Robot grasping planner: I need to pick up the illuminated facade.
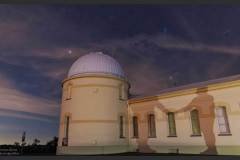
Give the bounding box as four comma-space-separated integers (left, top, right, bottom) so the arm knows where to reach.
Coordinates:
57, 52, 240, 155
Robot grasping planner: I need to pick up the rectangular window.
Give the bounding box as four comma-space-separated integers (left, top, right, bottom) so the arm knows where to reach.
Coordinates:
168, 112, 177, 137
120, 116, 124, 138
119, 84, 127, 100
64, 116, 70, 138
148, 114, 156, 138
66, 85, 72, 100
190, 109, 201, 136
63, 115, 70, 146
132, 116, 139, 138
216, 107, 230, 134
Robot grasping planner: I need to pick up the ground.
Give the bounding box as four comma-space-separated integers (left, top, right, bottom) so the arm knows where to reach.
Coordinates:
0, 153, 239, 160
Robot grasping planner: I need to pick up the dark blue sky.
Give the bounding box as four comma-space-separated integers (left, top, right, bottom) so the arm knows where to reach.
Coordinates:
1, 5, 240, 144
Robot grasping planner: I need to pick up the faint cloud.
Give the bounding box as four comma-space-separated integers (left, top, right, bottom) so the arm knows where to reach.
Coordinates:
0, 108, 57, 123
0, 21, 30, 49
0, 73, 59, 120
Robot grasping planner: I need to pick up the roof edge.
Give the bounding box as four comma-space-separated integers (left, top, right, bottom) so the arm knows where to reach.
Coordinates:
62, 73, 129, 86
129, 74, 240, 104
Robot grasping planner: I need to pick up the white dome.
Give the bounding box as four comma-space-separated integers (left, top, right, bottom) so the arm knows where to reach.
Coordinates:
68, 52, 125, 78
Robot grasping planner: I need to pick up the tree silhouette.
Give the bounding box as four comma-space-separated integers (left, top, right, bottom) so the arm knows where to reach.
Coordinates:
46, 136, 58, 147
32, 139, 40, 146
45, 137, 58, 153
14, 142, 20, 146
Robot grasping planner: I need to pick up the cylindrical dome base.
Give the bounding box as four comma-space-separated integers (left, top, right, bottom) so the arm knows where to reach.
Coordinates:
57, 74, 130, 155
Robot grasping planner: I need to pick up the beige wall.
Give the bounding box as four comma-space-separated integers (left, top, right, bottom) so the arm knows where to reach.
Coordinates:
57, 75, 240, 155
57, 75, 130, 154
128, 82, 240, 155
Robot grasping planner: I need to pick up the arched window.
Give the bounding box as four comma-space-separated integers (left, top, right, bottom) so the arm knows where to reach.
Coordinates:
190, 109, 201, 136
132, 116, 139, 138
148, 114, 156, 138
216, 106, 231, 134
62, 115, 70, 146
167, 112, 177, 137
119, 115, 125, 138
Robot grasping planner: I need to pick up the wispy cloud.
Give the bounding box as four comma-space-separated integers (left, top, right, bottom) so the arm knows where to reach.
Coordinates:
0, 108, 57, 123
0, 30, 239, 98
0, 73, 59, 121
91, 32, 240, 56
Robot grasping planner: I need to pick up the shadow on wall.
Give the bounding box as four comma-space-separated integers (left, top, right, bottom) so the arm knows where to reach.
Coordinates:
132, 86, 217, 155
175, 87, 217, 155
133, 106, 156, 153
132, 99, 169, 153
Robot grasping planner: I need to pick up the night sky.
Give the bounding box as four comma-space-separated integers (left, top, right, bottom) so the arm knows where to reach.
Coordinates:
1, 5, 240, 145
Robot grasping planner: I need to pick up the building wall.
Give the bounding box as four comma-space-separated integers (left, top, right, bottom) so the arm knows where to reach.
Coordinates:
57, 74, 240, 155
128, 83, 240, 155
57, 75, 130, 155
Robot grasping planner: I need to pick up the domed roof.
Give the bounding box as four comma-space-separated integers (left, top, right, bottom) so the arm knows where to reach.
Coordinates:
68, 52, 125, 78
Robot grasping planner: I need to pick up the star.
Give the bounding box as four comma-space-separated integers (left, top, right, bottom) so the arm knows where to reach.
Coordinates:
68, 50, 72, 55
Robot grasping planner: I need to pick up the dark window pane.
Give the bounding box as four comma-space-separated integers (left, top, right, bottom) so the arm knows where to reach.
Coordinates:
190, 109, 201, 135
168, 112, 176, 136
120, 116, 124, 138
148, 114, 156, 138
133, 116, 139, 138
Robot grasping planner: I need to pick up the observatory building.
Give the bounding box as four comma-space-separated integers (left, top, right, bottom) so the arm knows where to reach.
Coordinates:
57, 52, 240, 155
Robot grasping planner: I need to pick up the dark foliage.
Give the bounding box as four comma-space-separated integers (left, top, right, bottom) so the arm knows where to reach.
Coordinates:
0, 137, 58, 155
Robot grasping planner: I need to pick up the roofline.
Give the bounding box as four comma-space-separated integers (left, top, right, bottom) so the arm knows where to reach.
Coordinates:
129, 74, 240, 104
61, 73, 130, 87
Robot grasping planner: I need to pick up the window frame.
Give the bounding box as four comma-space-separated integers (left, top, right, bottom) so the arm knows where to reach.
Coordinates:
119, 115, 125, 138
167, 112, 177, 137
148, 114, 156, 138
216, 106, 231, 136
119, 84, 127, 100
65, 84, 72, 100
63, 115, 70, 146
190, 109, 201, 137
132, 116, 139, 138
